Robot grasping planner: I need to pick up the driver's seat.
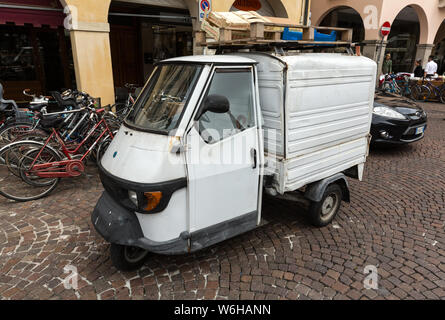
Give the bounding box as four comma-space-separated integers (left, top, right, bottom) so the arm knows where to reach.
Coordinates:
0, 83, 19, 112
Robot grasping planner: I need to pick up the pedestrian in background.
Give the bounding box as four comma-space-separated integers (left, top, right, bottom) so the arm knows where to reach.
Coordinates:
424, 55, 438, 78
382, 53, 393, 75
414, 60, 424, 78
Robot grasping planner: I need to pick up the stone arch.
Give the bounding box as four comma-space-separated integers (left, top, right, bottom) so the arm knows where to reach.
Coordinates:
264, 0, 289, 18
385, 4, 428, 44
384, 5, 427, 73
317, 6, 365, 43
433, 20, 445, 44
224, 0, 289, 18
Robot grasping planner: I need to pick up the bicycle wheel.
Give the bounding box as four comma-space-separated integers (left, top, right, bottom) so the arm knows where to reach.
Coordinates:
403, 85, 413, 98
0, 122, 35, 149
0, 141, 61, 202
96, 135, 113, 166
439, 88, 445, 104
411, 85, 431, 101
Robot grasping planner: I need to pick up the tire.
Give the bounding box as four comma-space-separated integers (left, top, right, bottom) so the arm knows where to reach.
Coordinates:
96, 136, 113, 166
308, 184, 343, 227
439, 88, 445, 104
0, 141, 61, 202
110, 244, 148, 271
411, 85, 431, 101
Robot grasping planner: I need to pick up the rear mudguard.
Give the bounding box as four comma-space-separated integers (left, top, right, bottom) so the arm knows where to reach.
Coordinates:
304, 173, 350, 203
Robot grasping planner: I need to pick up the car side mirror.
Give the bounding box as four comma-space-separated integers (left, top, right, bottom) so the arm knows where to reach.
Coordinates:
195, 94, 230, 120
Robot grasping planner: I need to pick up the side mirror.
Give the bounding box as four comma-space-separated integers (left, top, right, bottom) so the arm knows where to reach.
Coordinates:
195, 94, 230, 120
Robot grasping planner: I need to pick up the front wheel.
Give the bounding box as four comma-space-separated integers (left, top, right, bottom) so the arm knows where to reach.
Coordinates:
110, 244, 148, 271
439, 88, 445, 104
308, 184, 343, 227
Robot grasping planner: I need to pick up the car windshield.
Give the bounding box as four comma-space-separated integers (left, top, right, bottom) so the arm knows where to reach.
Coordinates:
125, 64, 203, 133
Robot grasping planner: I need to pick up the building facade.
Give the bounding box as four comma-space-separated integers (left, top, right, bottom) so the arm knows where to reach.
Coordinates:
0, 0, 311, 104
311, 0, 445, 75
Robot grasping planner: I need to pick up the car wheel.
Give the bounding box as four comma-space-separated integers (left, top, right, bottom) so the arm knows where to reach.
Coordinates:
110, 244, 148, 271
308, 184, 343, 227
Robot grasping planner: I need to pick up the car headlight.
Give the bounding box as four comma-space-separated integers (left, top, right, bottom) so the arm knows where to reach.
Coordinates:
128, 190, 163, 212
373, 106, 406, 120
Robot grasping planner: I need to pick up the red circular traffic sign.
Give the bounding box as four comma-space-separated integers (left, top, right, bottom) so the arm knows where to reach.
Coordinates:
381, 21, 391, 37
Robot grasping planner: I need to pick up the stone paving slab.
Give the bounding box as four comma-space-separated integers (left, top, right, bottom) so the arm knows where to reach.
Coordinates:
0, 102, 445, 300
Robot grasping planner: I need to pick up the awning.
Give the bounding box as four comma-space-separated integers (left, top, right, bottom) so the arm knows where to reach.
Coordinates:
121, 0, 187, 10
0, 4, 64, 28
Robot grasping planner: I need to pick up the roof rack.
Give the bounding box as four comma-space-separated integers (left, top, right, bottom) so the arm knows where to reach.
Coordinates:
196, 21, 354, 51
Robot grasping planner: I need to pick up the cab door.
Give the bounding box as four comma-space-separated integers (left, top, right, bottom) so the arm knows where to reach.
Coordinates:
185, 66, 262, 250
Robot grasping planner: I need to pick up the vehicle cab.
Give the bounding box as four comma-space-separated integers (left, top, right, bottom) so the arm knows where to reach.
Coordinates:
92, 55, 264, 270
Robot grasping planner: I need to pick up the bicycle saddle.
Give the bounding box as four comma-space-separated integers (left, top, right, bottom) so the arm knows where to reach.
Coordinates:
40, 114, 65, 131
51, 91, 79, 109
0, 83, 19, 112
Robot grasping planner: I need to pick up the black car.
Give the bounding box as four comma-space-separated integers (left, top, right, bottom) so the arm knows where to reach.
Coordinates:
371, 90, 428, 144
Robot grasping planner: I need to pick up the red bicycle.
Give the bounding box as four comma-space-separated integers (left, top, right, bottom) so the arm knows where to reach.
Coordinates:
0, 107, 115, 202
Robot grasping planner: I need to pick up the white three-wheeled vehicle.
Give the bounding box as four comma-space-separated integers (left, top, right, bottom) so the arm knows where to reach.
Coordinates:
92, 52, 376, 270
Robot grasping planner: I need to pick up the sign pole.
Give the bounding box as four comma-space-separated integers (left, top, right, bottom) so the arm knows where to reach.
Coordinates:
377, 22, 391, 76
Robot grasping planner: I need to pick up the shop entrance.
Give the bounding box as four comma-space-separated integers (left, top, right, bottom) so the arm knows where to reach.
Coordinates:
109, 2, 193, 97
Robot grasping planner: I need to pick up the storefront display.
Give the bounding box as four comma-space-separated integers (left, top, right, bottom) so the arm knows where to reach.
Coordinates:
0, 0, 74, 102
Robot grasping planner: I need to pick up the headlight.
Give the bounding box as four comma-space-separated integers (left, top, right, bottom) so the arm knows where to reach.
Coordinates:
373, 106, 406, 120
128, 190, 163, 212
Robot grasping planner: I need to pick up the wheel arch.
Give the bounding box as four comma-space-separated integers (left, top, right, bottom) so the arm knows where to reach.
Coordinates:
304, 173, 350, 203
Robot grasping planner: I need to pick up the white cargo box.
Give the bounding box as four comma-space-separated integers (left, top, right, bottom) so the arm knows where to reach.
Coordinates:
232, 52, 377, 194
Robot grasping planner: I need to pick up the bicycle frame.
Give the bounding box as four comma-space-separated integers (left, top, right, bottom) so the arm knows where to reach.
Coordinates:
26, 116, 114, 178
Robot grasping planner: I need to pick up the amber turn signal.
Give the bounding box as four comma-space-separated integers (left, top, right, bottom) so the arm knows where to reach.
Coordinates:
143, 192, 162, 211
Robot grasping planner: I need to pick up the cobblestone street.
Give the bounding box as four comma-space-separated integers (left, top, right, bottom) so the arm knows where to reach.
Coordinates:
0, 101, 444, 300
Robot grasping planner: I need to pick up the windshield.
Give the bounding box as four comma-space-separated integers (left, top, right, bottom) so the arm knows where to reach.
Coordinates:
125, 64, 203, 133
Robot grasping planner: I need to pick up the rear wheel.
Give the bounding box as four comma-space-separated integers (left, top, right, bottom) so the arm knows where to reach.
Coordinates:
308, 184, 343, 227
439, 88, 445, 104
110, 244, 148, 271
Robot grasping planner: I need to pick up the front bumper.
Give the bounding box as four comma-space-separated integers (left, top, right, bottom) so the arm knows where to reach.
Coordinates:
371, 115, 427, 144
92, 191, 189, 255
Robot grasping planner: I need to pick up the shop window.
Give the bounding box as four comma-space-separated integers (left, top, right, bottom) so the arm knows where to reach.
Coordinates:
0, 26, 37, 81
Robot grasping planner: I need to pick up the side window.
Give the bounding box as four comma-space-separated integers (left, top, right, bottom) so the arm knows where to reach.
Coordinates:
198, 68, 256, 144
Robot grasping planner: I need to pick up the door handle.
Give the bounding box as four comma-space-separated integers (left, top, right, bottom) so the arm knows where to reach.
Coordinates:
251, 148, 257, 169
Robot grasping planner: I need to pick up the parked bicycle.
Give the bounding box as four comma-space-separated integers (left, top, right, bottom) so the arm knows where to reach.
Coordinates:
411, 77, 445, 103
0, 89, 92, 149
112, 83, 140, 121
379, 73, 412, 97
0, 104, 115, 202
